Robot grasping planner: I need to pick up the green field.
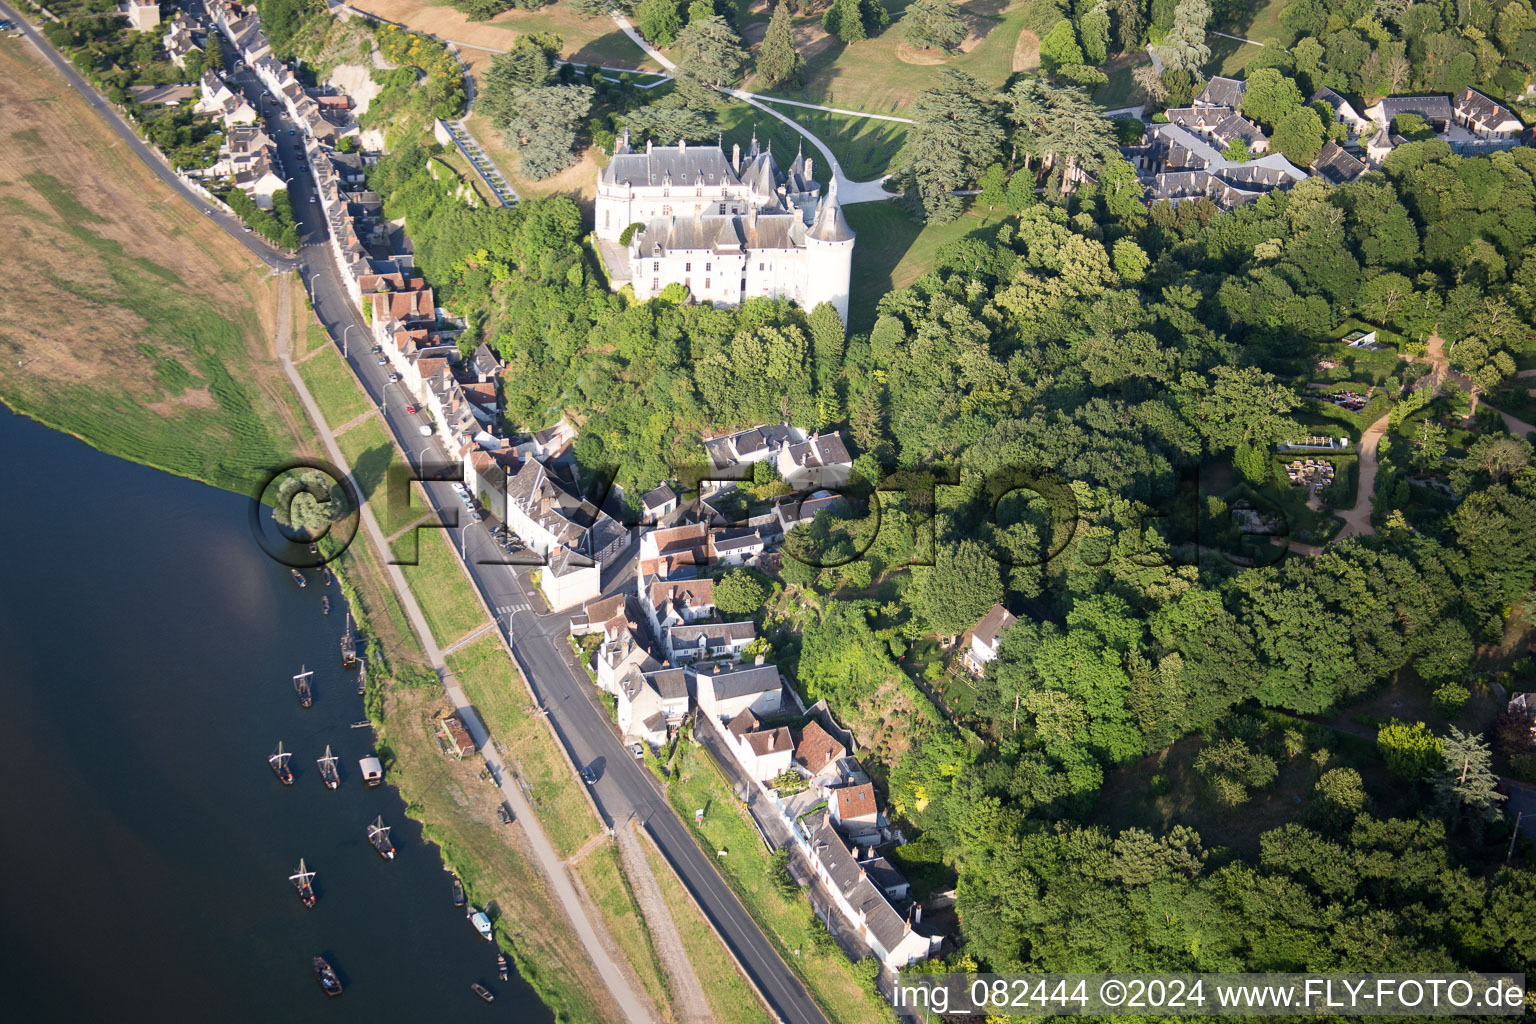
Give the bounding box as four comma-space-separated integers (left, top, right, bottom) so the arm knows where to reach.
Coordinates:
388, 527, 489, 647
842, 199, 1009, 330
298, 346, 373, 427
333, 414, 433, 535
572, 844, 671, 1013
446, 635, 603, 859
666, 741, 894, 1024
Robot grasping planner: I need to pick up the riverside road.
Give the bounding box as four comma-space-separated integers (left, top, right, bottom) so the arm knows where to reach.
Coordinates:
2, 4, 831, 1019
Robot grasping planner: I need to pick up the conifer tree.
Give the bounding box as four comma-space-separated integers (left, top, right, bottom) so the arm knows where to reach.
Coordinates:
755, 3, 805, 87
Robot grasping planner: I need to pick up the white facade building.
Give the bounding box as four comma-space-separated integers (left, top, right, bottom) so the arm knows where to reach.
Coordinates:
594, 134, 855, 324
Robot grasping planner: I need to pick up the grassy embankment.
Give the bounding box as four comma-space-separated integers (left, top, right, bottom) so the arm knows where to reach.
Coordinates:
0, 35, 625, 1024
666, 740, 897, 1024
297, 345, 374, 425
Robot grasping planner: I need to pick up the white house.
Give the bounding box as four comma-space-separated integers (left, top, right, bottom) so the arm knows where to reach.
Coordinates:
796, 812, 940, 970
503, 458, 627, 611
708, 527, 768, 566
1454, 87, 1523, 140
725, 708, 793, 782
162, 16, 200, 68
1311, 87, 1372, 136
774, 430, 854, 491
196, 71, 258, 125
693, 661, 783, 721
961, 603, 1016, 677
666, 620, 755, 665
639, 575, 715, 638
617, 664, 689, 748
829, 781, 883, 847
125, 0, 161, 32
640, 483, 679, 524
594, 134, 855, 323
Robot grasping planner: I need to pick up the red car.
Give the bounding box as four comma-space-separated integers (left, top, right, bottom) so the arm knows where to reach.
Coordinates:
405, 404, 420, 414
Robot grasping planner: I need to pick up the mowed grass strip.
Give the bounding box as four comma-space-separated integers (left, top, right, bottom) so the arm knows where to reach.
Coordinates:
842, 200, 1009, 330
298, 345, 373, 426
382, 685, 620, 1024
666, 741, 894, 1024
388, 527, 489, 648
334, 414, 431, 534
640, 833, 776, 1024
572, 844, 671, 1016
446, 636, 602, 859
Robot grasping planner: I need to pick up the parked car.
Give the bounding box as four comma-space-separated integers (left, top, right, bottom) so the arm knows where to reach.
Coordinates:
469, 510, 483, 523
580, 766, 597, 786
630, 743, 644, 760
386, 373, 400, 383
404, 404, 419, 414
376, 355, 387, 365
242, 224, 252, 232
308, 195, 316, 204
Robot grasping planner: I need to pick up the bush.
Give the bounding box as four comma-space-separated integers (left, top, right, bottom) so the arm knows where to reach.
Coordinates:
1377, 719, 1445, 781
1432, 682, 1471, 714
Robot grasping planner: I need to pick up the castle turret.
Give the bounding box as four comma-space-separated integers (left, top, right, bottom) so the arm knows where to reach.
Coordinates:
803, 181, 855, 325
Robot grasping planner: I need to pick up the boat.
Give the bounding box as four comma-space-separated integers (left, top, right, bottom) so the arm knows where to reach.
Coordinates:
317, 745, 340, 790
291, 569, 306, 588
321, 595, 330, 615
294, 665, 314, 709
367, 816, 394, 860
323, 567, 333, 587
471, 983, 494, 1003
450, 876, 465, 907
497, 954, 508, 981
356, 662, 366, 697
270, 743, 294, 785
359, 755, 383, 787
339, 613, 357, 668
470, 908, 493, 942
290, 858, 316, 908
497, 803, 512, 826
313, 956, 342, 997
308, 542, 319, 557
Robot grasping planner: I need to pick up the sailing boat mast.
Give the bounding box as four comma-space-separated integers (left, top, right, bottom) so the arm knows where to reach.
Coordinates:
317, 745, 340, 790
340, 613, 357, 668
293, 664, 314, 709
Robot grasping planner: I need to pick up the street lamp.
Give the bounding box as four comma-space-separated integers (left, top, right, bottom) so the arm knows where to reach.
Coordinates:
342, 323, 357, 359
417, 445, 433, 473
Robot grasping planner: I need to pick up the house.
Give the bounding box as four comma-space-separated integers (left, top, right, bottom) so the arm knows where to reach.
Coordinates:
129, 84, 197, 106
641, 483, 679, 524
125, 0, 161, 32
617, 664, 689, 748
666, 620, 755, 665
640, 575, 715, 637
438, 714, 476, 758
775, 490, 847, 534
1362, 126, 1397, 166
726, 709, 793, 782
1454, 87, 1523, 140
639, 521, 710, 578
1311, 87, 1371, 135
1365, 94, 1455, 133
1138, 124, 1308, 209
594, 134, 855, 324
961, 603, 1016, 676
195, 71, 258, 125
1209, 113, 1269, 155
775, 430, 853, 490
161, 16, 200, 68
797, 812, 940, 970
794, 720, 847, 780
693, 661, 783, 721
504, 458, 627, 610
701, 423, 801, 492
1194, 76, 1246, 109
1311, 140, 1367, 185
1165, 105, 1232, 135
860, 855, 910, 902
830, 782, 882, 846
709, 527, 768, 566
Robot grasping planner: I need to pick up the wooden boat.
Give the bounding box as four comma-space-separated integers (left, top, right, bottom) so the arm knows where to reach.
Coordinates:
270, 743, 294, 785
294, 665, 314, 709
290, 859, 316, 908
367, 816, 394, 860
471, 983, 494, 1003
291, 569, 306, 588
497, 954, 508, 981
321, 595, 330, 615
450, 876, 465, 907
356, 662, 366, 697
339, 613, 357, 668
469, 908, 493, 942
317, 745, 340, 790
323, 567, 333, 587
497, 803, 512, 826
313, 956, 342, 997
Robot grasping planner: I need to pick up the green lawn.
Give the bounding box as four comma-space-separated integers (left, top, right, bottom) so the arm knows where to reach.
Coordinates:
642, 836, 776, 1024
446, 635, 602, 859
716, 102, 909, 184
666, 741, 895, 1024
751, 0, 1034, 114
1207, 0, 1288, 77
841, 200, 1009, 330
333, 415, 433, 535
298, 346, 373, 427
389, 527, 490, 647
572, 844, 671, 1014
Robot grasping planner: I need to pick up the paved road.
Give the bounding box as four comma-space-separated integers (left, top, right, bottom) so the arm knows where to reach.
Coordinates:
1, 0, 295, 271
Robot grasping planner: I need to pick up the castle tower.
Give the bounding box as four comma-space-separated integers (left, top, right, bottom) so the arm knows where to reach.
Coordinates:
803, 181, 855, 324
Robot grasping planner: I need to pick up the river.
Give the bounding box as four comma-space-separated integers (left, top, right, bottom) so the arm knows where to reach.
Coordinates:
0, 406, 551, 1021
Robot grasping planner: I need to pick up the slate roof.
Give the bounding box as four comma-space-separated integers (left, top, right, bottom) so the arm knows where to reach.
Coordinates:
670, 621, 756, 646
642, 483, 677, 511
861, 856, 909, 897
649, 667, 689, 701
1311, 140, 1367, 184
601, 140, 740, 189
973, 603, 1017, 649
1377, 95, 1455, 129
701, 663, 781, 701
804, 813, 914, 955
781, 432, 852, 471
1196, 76, 1247, 108
1455, 87, 1518, 127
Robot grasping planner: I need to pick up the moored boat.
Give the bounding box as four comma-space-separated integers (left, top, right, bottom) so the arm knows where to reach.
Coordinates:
294, 665, 314, 709
313, 956, 342, 997
497, 954, 508, 981
367, 816, 394, 860
270, 743, 294, 785
291, 569, 306, 588
317, 745, 340, 790
359, 755, 383, 787
470, 908, 493, 942
471, 983, 494, 1003
451, 876, 465, 907
356, 662, 366, 696
321, 595, 330, 615
290, 859, 316, 908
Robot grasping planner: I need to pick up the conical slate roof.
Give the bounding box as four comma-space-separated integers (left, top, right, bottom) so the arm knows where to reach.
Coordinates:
808, 184, 854, 243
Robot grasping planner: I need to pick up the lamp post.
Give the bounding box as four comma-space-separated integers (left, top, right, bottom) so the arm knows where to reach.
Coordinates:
417, 444, 433, 474
342, 323, 357, 359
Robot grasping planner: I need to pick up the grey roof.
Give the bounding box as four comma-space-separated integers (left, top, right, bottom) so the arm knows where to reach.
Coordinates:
1455, 87, 1516, 126
1196, 76, 1247, 109
1310, 87, 1356, 116
861, 856, 909, 896
807, 187, 854, 243
1377, 95, 1454, 127
648, 667, 689, 701
803, 814, 914, 954
642, 483, 677, 511
1210, 113, 1266, 148
601, 140, 740, 189
1311, 140, 1367, 184
783, 432, 852, 470
711, 528, 764, 552
973, 603, 1017, 648
671, 621, 756, 645
700, 663, 781, 701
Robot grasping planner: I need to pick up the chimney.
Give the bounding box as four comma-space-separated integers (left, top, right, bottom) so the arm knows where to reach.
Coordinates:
804, 157, 814, 181
731, 142, 740, 173
904, 910, 912, 934
754, 653, 765, 666
678, 138, 686, 152
646, 138, 653, 153
914, 904, 923, 924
